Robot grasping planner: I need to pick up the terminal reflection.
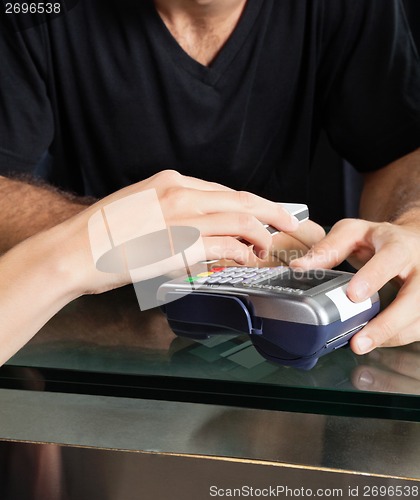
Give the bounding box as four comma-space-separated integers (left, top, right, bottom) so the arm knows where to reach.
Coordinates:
4, 285, 420, 398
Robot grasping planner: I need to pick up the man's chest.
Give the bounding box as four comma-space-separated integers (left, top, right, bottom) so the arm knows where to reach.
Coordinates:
44, 1, 318, 195
154, 0, 248, 66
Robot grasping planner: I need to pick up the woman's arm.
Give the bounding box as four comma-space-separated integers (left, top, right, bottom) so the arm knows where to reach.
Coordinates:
0, 228, 82, 365
0, 169, 310, 365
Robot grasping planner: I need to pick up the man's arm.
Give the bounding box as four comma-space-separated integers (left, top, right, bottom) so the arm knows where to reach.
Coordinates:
291, 148, 420, 354
360, 148, 420, 223
0, 176, 94, 253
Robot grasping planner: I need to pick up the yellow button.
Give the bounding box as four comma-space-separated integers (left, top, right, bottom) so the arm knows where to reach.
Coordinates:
197, 272, 213, 277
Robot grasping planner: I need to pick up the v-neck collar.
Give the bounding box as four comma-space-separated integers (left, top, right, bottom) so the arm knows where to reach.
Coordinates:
147, 0, 263, 86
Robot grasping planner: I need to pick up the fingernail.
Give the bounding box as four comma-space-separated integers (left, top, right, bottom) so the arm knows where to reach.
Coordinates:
353, 281, 370, 302
356, 336, 373, 354
290, 215, 299, 229
289, 259, 305, 269
283, 214, 299, 232
358, 370, 374, 387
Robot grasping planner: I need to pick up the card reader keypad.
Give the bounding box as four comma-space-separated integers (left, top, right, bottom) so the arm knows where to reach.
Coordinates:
186, 267, 304, 294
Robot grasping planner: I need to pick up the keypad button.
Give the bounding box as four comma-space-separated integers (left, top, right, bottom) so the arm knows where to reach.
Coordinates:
246, 274, 273, 285
266, 268, 282, 274
218, 277, 233, 283
243, 277, 260, 284
207, 277, 221, 284
195, 277, 209, 284
185, 276, 200, 283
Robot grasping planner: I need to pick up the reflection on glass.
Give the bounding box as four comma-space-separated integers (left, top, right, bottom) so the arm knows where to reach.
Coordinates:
4, 286, 420, 401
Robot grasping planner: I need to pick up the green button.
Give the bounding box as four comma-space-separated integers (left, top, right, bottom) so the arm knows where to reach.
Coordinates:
185, 276, 199, 283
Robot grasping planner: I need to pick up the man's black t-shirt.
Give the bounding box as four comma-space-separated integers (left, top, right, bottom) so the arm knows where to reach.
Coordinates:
1, 0, 420, 206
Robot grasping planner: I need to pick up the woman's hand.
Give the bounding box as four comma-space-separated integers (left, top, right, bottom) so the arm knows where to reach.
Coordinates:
0, 170, 307, 364
264, 220, 326, 265
56, 170, 305, 295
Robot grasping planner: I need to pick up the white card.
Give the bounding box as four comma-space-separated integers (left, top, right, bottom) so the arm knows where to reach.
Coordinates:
326, 285, 372, 322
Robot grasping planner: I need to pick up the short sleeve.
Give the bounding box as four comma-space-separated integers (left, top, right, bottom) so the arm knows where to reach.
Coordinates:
0, 12, 53, 175
319, 0, 420, 171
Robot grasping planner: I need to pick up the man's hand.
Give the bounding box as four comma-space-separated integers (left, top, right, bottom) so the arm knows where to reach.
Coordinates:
352, 344, 420, 395
290, 217, 420, 354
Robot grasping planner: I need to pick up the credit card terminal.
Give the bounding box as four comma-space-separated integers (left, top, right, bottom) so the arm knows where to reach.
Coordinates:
158, 266, 380, 369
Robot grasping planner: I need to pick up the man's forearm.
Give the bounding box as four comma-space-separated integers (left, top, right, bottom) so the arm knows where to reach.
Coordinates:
360, 148, 420, 223
0, 176, 94, 253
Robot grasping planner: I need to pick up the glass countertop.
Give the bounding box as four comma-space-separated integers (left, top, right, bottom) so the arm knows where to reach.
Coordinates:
2, 285, 420, 421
